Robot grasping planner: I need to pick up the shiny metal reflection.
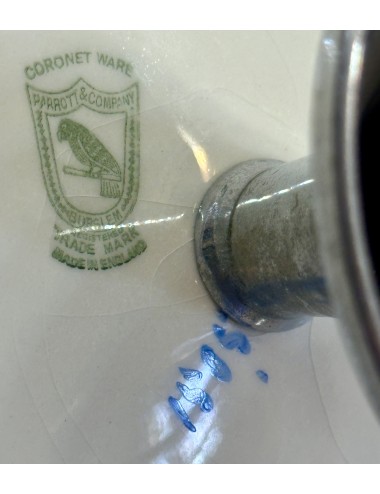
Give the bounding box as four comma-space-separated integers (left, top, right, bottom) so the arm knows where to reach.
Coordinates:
195, 31, 380, 418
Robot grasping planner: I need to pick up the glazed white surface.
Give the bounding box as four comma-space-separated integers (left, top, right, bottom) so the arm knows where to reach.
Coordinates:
0, 31, 376, 463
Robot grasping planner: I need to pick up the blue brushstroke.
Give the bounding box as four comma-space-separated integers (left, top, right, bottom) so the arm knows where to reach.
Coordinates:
256, 370, 269, 383
200, 345, 232, 382
213, 324, 251, 354
176, 382, 214, 412
168, 396, 196, 432
217, 309, 228, 323
178, 367, 203, 382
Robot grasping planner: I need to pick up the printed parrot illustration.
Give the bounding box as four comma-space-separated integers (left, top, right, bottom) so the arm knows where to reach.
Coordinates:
57, 118, 122, 198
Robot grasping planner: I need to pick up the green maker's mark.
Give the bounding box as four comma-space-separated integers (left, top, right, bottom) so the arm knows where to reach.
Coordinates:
57, 118, 122, 199
27, 78, 147, 270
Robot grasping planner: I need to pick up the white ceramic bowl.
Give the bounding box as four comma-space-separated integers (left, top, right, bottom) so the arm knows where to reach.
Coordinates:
0, 31, 378, 463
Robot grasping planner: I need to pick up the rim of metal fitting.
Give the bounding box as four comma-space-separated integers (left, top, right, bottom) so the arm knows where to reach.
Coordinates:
194, 159, 311, 332
313, 31, 380, 416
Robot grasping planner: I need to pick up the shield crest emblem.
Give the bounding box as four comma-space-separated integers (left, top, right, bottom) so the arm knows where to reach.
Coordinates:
27, 79, 147, 270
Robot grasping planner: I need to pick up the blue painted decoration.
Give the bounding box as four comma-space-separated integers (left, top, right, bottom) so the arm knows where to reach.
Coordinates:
213, 324, 251, 355
200, 344, 232, 382
217, 309, 228, 323
178, 367, 203, 382
256, 370, 269, 383
168, 314, 269, 433
168, 396, 196, 432
176, 382, 214, 412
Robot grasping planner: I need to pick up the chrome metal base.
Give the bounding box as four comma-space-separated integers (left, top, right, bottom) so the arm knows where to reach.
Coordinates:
195, 31, 380, 421
195, 158, 331, 331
